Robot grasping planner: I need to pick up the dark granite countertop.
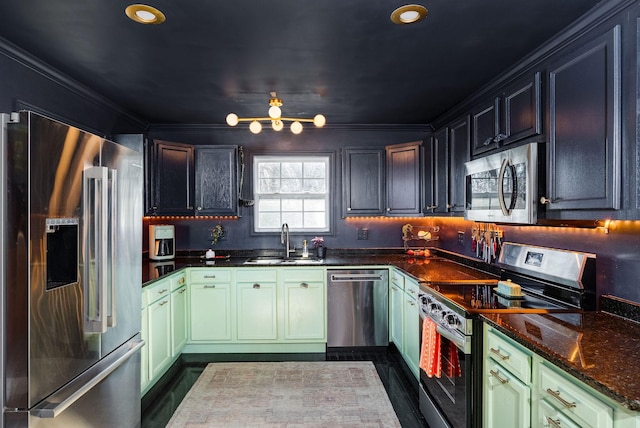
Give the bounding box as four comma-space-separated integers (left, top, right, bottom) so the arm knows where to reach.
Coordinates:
142, 249, 499, 286
482, 312, 640, 411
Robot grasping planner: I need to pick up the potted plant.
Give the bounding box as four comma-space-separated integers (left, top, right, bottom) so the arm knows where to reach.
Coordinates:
312, 236, 326, 259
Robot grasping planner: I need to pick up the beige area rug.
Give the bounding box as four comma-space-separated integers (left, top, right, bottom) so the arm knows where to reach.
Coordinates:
167, 361, 402, 427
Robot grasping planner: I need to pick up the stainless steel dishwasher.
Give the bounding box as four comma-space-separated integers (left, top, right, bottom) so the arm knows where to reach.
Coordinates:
327, 269, 389, 347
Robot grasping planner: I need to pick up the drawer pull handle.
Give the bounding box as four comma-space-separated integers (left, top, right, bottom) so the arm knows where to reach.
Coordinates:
489, 369, 508, 384
178, 277, 185, 284
179, 289, 187, 294
204, 275, 216, 279
158, 288, 168, 294
204, 285, 216, 289
300, 282, 309, 288
545, 416, 561, 428
253, 283, 261, 289
546, 389, 576, 408
490, 347, 509, 360
159, 300, 168, 306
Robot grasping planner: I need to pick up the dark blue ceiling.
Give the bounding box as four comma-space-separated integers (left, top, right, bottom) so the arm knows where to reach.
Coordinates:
0, 0, 603, 126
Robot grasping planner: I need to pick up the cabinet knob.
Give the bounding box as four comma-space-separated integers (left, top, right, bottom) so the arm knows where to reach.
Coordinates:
347, 207, 352, 211
187, 206, 194, 210
300, 282, 309, 288
197, 206, 202, 211
387, 208, 391, 212
253, 283, 261, 289
540, 196, 551, 205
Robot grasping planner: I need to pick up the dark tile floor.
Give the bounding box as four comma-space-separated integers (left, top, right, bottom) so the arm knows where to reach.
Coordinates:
141, 347, 428, 428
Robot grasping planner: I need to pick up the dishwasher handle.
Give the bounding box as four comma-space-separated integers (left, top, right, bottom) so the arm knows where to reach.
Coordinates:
330, 274, 385, 282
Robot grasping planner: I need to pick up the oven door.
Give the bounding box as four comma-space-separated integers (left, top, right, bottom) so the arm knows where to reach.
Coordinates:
464, 142, 539, 224
419, 311, 472, 428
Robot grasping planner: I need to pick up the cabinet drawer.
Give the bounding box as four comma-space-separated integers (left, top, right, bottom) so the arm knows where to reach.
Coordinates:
486, 329, 531, 384
170, 271, 187, 291
190, 269, 232, 283
146, 280, 171, 304
282, 268, 324, 282
405, 280, 419, 300
236, 269, 277, 283
391, 269, 404, 290
538, 363, 613, 428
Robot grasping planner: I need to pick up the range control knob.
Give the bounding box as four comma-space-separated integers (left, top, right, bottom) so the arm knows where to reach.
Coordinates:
429, 302, 442, 314
444, 313, 460, 329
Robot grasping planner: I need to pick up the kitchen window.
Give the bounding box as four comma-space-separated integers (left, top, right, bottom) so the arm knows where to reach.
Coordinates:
253, 155, 330, 233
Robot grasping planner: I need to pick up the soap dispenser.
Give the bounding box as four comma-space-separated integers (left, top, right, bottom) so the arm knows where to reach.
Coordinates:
302, 240, 309, 258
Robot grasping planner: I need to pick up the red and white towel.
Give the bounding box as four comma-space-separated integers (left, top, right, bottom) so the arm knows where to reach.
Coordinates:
419, 317, 441, 378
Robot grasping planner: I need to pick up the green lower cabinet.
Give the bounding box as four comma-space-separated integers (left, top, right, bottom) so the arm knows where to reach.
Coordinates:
170, 285, 188, 355
390, 283, 404, 351
283, 280, 326, 340
236, 281, 278, 340
148, 289, 171, 380
189, 281, 233, 341
483, 359, 531, 427
402, 283, 420, 378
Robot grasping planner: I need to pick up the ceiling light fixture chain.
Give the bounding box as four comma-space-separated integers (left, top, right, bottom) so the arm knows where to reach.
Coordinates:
226, 92, 326, 134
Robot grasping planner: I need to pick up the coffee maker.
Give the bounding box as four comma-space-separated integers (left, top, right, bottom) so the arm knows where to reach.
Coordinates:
149, 224, 175, 260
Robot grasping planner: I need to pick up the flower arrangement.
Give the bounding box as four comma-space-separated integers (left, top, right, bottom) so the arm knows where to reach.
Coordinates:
211, 224, 225, 245
311, 236, 324, 248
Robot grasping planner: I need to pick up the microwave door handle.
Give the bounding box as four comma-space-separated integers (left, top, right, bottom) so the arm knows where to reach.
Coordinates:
497, 158, 510, 216
83, 166, 109, 334
107, 169, 117, 328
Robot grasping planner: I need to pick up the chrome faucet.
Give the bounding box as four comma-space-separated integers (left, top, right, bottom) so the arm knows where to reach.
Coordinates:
281, 223, 295, 258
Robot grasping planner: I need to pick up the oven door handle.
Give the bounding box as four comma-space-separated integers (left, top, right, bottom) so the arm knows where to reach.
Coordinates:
436, 325, 471, 355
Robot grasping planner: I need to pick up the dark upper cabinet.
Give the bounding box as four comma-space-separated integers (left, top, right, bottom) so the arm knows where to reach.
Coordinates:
342, 148, 385, 216
152, 140, 194, 215
426, 118, 468, 215
544, 24, 622, 212
386, 142, 422, 216
471, 72, 542, 156
194, 146, 238, 216
471, 97, 500, 155
430, 128, 449, 214
448, 116, 469, 213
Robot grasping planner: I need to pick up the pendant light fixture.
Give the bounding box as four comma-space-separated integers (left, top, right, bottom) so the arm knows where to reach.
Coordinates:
226, 93, 326, 134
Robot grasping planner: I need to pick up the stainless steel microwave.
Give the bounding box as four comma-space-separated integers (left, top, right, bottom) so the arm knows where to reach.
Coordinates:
464, 143, 542, 224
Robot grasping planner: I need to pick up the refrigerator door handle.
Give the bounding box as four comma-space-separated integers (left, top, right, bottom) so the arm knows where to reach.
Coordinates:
30, 339, 144, 418
107, 168, 117, 327
83, 166, 109, 333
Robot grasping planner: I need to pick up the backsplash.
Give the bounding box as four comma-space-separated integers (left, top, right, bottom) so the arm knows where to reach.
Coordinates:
144, 216, 640, 306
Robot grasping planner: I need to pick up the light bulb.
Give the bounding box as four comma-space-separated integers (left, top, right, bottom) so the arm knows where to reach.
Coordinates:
272, 120, 284, 131
226, 113, 239, 126
268, 106, 281, 119
291, 121, 303, 134
249, 120, 262, 134
313, 114, 326, 127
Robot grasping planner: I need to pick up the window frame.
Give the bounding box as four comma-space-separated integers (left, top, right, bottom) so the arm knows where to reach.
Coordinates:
251, 152, 335, 234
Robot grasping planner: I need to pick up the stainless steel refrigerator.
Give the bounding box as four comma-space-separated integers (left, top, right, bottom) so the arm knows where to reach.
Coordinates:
1, 111, 144, 427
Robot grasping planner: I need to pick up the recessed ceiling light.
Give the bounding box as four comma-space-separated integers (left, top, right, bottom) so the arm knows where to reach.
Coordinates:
125, 4, 166, 25
390, 4, 428, 25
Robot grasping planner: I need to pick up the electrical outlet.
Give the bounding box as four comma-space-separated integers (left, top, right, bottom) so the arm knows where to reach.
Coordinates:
457, 231, 464, 246
357, 227, 369, 240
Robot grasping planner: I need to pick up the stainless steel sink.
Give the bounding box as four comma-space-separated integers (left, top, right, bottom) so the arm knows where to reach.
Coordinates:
244, 256, 323, 265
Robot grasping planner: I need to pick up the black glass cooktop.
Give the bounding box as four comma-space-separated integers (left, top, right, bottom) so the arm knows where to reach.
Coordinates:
424, 282, 574, 314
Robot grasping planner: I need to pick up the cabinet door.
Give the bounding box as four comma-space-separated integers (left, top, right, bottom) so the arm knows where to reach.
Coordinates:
170, 285, 188, 356
342, 148, 385, 216
236, 282, 278, 340
402, 293, 420, 379
194, 146, 238, 216
483, 359, 531, 428
449, 117, 469, 213
546, 25, 622, 211
471, 97, 500, 156
148, 295, 171, 379
503, 72, 542, 146
432, 128, 449, 214
390, 284, 404, 351
422, 139, 436, 214
152, 140, 194, 215
283, 281, 326, 340
386, 142, 421, 215
189, 283, 232, 341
